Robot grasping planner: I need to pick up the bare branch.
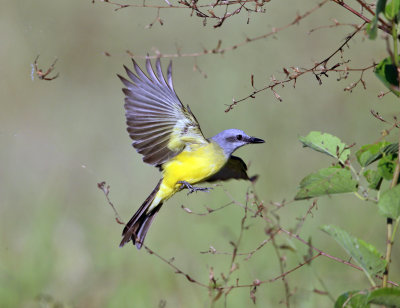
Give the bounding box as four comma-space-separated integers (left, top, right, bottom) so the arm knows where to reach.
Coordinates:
225, 22, 367, 112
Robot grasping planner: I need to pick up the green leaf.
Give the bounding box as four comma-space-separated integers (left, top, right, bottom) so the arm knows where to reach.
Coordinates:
295, 166, 357, 200
368, 0, 387, 40
375, 56, 400, 97
378, 184, 400, 219
321, 225, 386, 279
378, 154, 396, 180
366, 18, 378, 40
383, 143, 400, 156
299, 131, 350, 162
357, 142, 398, 168
368, 288, 400, 307
363, 170, 383, 190
385, 0, 400, 20
378, 0, 389, 14
335, 290, 370, 308
356, 142, 391, 167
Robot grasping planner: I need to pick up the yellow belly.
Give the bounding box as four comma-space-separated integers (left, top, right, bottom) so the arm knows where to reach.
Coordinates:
151, 141, 228, 206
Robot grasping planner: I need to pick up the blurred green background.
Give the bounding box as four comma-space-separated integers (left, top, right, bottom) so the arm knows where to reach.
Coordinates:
1, 0, 400, 307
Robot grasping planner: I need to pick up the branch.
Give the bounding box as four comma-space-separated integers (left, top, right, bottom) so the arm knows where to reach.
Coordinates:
124, 0, 329, 59
332, 0, 390, 33
225, 22, 367, 112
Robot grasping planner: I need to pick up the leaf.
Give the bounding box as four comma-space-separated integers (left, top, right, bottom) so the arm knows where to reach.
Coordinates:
368, 288, 400, 307
356, 142, 391, 167
299, 131, 350, 162
295, 166, 358, 200
378, 154, 397, 180
384, 143, 400, 156
357, 142, 398, 168
363, 170, 383, 190
378, 184, 400, 219
335, 290, 370, 308
321, 225, 386, 278
367, 0, 387, 40
375, 56, 400, 97
378, 0, 389, 14
385, 0, 400, 20
366, 18, 378, 40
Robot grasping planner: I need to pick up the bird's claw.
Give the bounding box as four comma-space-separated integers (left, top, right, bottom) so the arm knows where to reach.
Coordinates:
178, 181, 213, 194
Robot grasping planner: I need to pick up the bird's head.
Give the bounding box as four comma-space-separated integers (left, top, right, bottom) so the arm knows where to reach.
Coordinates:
211, 129, 265, 157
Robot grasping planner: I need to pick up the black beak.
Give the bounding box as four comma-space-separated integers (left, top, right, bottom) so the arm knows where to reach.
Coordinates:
249, 137, 265, 144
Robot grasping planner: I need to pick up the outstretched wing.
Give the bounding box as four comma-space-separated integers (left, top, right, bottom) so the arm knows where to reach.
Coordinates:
118, 59, 207, 166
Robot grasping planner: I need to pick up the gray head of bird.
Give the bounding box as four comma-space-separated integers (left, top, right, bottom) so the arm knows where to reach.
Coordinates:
211, 128, 265, 157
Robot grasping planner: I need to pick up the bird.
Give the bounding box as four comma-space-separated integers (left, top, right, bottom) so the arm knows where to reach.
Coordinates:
117, 58, 265, 249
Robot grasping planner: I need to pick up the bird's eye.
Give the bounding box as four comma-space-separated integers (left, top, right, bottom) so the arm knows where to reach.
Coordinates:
236, 134, 243, 141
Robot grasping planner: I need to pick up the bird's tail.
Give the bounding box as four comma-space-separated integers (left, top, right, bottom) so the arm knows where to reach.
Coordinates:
119, 179, 163, 249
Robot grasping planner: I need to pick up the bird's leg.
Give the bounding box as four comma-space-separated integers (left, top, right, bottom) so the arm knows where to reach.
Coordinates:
178, 181, 213, 194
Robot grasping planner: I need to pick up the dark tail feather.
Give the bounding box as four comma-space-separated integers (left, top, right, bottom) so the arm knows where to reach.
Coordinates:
119, 179, 162, 249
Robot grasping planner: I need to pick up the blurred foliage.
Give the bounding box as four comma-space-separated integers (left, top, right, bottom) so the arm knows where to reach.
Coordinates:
1, 0, 400, 307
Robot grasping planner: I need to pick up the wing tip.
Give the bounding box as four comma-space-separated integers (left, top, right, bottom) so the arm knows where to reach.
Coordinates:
123, 64, 131, 74
155, 57, 169, 87
249, 175, 259, 183
132, 59, 147, 79
131, 58, 138, 68
167, 61, 174, 89
123, 64, 139, 83
118, 74, 135, 89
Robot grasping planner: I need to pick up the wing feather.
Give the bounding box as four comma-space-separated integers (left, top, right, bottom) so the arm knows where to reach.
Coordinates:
124, 63, 176, 105
167, 62, 174, 90
119, 58, 206, 166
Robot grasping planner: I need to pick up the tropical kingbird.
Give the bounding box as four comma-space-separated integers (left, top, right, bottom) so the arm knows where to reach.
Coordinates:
118, 59, 265, 249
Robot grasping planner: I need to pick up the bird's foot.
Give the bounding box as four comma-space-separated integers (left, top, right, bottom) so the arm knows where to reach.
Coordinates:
178, 181, 213, 194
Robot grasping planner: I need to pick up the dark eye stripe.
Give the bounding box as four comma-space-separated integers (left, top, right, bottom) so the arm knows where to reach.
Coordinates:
226, 136, 237, 142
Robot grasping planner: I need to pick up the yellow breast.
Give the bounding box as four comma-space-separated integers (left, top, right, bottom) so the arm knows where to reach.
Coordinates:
161, 141, 228, 191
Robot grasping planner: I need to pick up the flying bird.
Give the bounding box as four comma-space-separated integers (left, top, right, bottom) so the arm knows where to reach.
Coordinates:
118, 59, 265, 249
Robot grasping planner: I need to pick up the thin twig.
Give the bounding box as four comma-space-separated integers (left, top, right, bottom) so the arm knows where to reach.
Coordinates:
225, 22, 367, 112
332, 0, 390, 33
271, 236, 291, 307
125, 0, 329, 60
355, 0, 390, 30
144, 245, 210, 287
97, 181, 125, 225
